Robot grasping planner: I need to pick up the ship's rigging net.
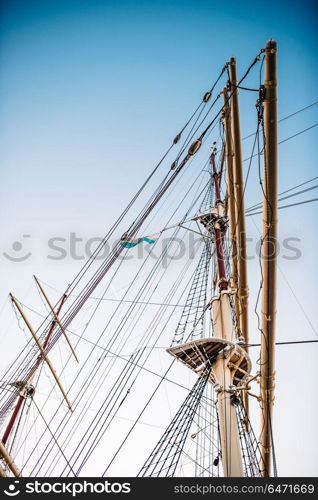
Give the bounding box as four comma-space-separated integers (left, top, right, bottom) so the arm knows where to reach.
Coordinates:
138, 365, 212, 477
171, 238, 213, 346
235, 397, 263, 477
138, 379, 262, 477
171, 178, 216, 346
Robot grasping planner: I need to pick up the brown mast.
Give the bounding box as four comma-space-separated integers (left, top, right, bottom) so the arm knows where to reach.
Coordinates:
259, 39, 278, 477
228, 58, 249, 346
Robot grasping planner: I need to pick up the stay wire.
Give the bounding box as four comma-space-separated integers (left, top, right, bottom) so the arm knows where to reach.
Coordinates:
200, 49, 264, 140
246, 183, 318, 213
242, 100, 318, 141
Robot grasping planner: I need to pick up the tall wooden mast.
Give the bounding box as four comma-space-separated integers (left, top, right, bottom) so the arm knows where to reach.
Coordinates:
222, 88, 240, 325
260, 39, 278, 477
228, 58, 249, 346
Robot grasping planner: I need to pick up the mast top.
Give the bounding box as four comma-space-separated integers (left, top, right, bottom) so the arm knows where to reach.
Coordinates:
266, 39, 277, 50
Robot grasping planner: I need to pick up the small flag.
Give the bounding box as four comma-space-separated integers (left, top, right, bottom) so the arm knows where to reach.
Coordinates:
120, 233, 160, 248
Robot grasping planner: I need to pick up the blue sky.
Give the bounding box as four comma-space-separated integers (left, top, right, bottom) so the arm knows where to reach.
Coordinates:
0, 0, 317, 476
0, 0, 317, 242
1, 0, 317, 204
0, 0, 317, 224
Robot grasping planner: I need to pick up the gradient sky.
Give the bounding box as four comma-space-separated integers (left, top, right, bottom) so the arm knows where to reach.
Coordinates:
0, 0, 317, 477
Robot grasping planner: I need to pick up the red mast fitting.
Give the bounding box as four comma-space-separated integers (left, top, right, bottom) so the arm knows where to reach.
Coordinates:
2, 394, 24, 446
42, 294, 67, 350
210, 148, 228, 291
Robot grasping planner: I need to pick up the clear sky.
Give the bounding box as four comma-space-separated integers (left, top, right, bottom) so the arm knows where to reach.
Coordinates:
0, 0, 317, 477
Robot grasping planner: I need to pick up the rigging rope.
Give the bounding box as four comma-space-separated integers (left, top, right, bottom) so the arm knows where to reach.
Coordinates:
242, 100, 318, 141
246, 184, 318, 213
0, 62, 230, 416
247, 197, 318, 216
